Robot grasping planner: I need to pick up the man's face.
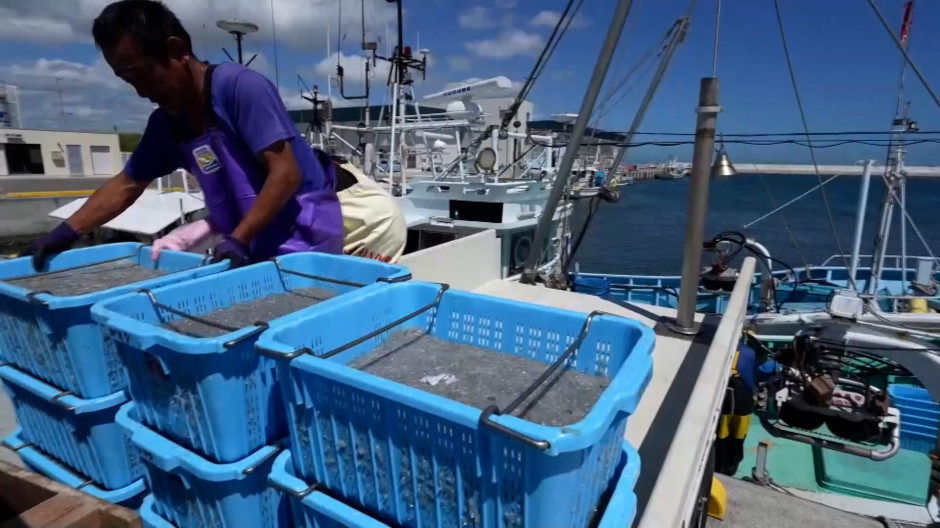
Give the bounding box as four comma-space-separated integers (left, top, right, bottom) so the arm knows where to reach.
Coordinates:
104, 34, 192, 115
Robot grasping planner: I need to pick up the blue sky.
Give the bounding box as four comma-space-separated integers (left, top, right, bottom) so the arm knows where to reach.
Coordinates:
2, 0, 939, 164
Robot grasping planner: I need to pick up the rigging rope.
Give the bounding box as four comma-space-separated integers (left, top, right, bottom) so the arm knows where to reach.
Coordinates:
758, 173, 810, 269
743, 174, 841, 229
866, 0, 940, 111
772, 0, 856, 289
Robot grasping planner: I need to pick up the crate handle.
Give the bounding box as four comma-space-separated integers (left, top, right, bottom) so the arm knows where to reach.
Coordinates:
223, 322, 270, 349
8, 245, 145, 281
257, 283, 450, 360
478, 310, 610, 451
137, 288, 253, 342
268, 477, 322, 498
270, 257, 412, 288
51, 390, 77, 412
242, 442, 286, 476
10, 441, 34, 452
26, 290, 51, 307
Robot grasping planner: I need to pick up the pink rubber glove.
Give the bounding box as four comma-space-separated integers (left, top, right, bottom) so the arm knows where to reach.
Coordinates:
151, 219, 215, 261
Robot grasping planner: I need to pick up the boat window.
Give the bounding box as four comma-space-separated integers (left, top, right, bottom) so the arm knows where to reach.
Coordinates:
5, 143, 44, 174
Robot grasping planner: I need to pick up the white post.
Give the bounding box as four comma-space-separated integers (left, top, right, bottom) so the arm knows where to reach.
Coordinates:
455, 130, 466, 181
388, 80, 399, 194
900, 175, 908, 286
491, 127, 499, 181
849, 160, 874, 288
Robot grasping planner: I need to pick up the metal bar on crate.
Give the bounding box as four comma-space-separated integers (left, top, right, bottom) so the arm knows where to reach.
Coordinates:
11, 441, 34, 452
4, 246, 145, 282
223, 322, 270, 349
268, 477, 323, 498
137, 288, 241, 334
269, 257, 412, 288
318, 283, 449, 360
25, 290, 52, 307
51, 390, 76, 412
270, 258, 367, 288
76, 478, 94, 490
242, 441, 286, 475
479, 310, 610, 451
137, 287, 270, 347
255, 283, 450, 360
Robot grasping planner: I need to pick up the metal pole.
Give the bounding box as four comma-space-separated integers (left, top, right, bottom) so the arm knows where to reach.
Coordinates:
900, 174, 908, 286
236, 33, 244, 64
521, 0, 635, 282
388, 79, 399, 195
849, 160, 875, 287
604, 17, 688, 186
668, 77, 721, 335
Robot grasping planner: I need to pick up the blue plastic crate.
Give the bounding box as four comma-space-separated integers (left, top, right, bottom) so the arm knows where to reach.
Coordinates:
889, 384, 939, 454
0, 364, 143, 489
116, 401, 291, 528
597, 442, 641, 528
258, 282, 654, 528
92, 253, 409, 463
267, 442, 642, 528
3, 428, 147, 510
0, 243, 228, 398
268, 450, 391, 528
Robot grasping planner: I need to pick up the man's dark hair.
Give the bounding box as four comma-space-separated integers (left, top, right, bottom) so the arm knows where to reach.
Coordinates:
92, 0, 195, 60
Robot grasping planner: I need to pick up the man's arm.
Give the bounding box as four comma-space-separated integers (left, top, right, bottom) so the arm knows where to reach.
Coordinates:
230, 140, 302, 243
65, 172, 151, 234
223, 68, 311, 244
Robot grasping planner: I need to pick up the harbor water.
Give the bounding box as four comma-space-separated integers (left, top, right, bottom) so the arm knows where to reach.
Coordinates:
574, 174, 940, 274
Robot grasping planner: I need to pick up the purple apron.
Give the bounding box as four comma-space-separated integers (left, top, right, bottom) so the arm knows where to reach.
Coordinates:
176, 64, 343, 262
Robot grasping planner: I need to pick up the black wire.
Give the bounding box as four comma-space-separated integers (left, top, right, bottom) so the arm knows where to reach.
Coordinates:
599, 130, 940, 137
773, 0, 854, 288
527, 137, 940, 148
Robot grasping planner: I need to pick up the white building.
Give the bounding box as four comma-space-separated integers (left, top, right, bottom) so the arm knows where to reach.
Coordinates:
0, 84, 22, 129
0, 128, 122, 177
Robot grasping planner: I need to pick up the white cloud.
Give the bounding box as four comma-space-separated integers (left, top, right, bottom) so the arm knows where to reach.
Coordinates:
458, 6, 494, 29
0, 58, 153, 131
446, 55, 472, 72
0, 8, 78, 43
529, 10, 589, 29
465, 30, 544, 59
1, 0, 397, 51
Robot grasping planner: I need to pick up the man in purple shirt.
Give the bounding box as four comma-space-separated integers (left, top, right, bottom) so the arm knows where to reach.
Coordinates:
24, 0, 344, 269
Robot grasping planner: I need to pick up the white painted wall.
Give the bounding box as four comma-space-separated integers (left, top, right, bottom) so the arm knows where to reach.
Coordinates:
0, 128, 122, 177
399, 230, 502, 291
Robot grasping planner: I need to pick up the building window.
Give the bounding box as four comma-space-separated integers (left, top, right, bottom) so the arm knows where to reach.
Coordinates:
5, 143, 44, 174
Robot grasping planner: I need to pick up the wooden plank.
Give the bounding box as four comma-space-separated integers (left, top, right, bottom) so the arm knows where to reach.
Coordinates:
0, 461, 141, 528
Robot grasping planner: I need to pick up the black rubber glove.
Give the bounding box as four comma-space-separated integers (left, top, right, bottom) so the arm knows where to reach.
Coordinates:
20, 222, 80, 271
211, 236, 251, 268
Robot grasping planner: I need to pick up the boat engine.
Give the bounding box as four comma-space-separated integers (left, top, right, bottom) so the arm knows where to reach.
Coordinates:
757, 334, 898, 446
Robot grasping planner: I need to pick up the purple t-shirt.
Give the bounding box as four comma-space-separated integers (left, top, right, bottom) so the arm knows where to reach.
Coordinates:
125, 63, 325, 192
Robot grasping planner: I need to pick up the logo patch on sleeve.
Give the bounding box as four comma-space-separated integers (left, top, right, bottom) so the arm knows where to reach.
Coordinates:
192, 145, 222, 174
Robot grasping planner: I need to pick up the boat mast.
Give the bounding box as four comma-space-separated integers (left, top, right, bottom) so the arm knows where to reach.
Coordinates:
520, 0, 636, 283
869, 1, 915, 296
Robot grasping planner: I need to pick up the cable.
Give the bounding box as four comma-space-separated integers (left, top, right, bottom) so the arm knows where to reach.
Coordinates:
866, 0, 940, 111
758, 174, 810, 269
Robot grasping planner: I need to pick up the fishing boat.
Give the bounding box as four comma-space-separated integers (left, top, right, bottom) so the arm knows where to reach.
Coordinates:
655, 156, 690, 180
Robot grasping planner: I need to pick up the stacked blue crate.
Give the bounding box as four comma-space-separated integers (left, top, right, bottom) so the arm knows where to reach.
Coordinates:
93, 252, 409, 528
0, 244, 227, 503
263, 436, 642, 527
256, 281, 655, 528
888, 384, 939, 454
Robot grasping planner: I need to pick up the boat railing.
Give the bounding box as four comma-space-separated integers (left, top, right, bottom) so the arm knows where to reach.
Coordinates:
820, 253, 935, 269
